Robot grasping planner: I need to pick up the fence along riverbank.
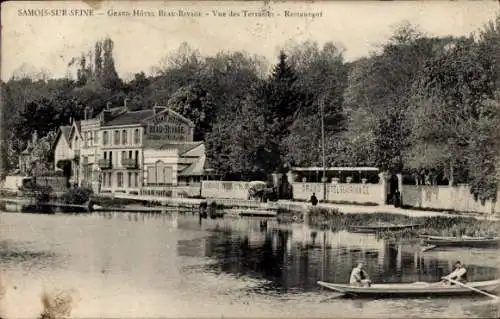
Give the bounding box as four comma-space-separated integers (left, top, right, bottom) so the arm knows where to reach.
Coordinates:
2, 176, 499, 216
94, 192, 498, 221
200, 180, 500, 215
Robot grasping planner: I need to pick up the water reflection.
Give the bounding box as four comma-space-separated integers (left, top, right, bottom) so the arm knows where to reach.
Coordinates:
177, 218, 498, 294
1, 211, 498, 318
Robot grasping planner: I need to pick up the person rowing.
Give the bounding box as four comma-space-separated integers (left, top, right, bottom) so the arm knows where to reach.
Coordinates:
350, 262, 372, 287
442, 261, 467, 285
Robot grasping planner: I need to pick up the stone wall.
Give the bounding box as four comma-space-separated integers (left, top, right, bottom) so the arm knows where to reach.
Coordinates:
402, 184, 499, 214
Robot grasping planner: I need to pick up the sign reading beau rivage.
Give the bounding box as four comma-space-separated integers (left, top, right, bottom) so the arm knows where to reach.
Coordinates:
300, 183, 370, 195
146, 112, 193, 141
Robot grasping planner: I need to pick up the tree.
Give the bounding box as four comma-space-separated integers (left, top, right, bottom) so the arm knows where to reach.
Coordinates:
167, 83, 216, 141
228, 97, 269, 178
257, 51, 306, 172
282, 41, 349, 167
204, 114, 235, 179
343, 23, 452, 173
466, 97, 500, 201
94, 41, 103, 78
100, 38, 122, 89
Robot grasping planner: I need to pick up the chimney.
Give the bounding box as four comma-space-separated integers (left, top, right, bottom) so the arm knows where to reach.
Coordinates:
84, 106, 90, 120
124, 98, 129, 111
102, 102, 112, 123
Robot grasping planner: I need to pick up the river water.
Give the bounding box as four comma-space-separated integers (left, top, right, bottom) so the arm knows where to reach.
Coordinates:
0, 211, 499, 318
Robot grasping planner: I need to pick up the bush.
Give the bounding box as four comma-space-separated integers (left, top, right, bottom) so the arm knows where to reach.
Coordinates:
35, 186, 53, 202
60, 187, 93, 205
91, 196, 146, 208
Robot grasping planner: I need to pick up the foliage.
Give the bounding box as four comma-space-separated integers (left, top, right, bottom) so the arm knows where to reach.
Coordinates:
409, 31, 500, 197
282, 41, 349, 167
167, 83, 216, 140
60, 187, 93, 205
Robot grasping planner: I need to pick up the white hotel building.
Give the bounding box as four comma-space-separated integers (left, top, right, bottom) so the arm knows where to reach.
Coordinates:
52, 104, 205, 197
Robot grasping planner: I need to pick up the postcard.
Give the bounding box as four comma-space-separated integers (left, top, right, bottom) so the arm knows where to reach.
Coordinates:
1, 1, 499, 318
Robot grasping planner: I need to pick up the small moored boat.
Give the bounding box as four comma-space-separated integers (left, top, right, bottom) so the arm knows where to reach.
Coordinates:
349, 223, 423, 233
317, 279, 500, 298
422, 235, 500, 248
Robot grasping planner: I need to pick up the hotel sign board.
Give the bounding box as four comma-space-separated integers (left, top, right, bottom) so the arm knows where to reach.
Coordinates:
146, 112, 194, 141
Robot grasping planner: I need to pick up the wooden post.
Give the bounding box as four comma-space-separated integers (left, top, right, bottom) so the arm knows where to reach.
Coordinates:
320, 98, 327, 202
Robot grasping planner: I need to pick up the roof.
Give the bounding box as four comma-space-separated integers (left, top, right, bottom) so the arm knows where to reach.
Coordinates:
102, 110, 154, 127
143, 141, 204, 155
52, 125, 72, 150
60, 125, 71, 142
178, 155, 206, 176
68, 121, 82, 141
182, 143, 204, 157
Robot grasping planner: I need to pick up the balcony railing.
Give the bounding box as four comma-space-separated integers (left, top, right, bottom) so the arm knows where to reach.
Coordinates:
122, 158, 138, 169
97, 158, 111, 169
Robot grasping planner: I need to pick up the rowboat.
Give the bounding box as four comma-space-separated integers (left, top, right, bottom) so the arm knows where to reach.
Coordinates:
421, 235, 500, 247
348, 223, 423, 233
317, 279, 500, 298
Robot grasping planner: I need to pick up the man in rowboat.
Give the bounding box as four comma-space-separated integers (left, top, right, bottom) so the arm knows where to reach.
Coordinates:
350, 262, 372, 287
443, 261, 468, 284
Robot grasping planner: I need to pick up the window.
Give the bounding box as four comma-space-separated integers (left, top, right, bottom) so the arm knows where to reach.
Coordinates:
103, 131, 109, 145
147, 163, 172, 186
134, 172, 139, 187
103, 151, 107, 159
128, 172, 133, 187
83, 132, 88, 148
109, 152, 113, 167
89, 131, 93, 145
94, 131, 99, 144
117, 172, 123, 187
108, 172, 112, 187
135, 150, 139, 165
147, 167, 156, 184
102, 173, 106, 186
122, 130, 128, 145
121, 151, 126, 161
134, 129, 140, 144
114, 130, 120, 145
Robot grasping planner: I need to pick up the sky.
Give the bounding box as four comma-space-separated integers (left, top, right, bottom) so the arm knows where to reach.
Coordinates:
2, 1, 499, 81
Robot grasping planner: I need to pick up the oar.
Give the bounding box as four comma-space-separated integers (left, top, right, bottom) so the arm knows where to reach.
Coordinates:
442, 277, 500, 300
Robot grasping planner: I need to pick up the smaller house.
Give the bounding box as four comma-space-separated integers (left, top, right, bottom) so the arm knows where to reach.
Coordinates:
52, 125, 72, 171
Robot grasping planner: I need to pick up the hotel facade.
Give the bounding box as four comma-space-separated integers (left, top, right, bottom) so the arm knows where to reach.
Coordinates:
53, 103, 205, 197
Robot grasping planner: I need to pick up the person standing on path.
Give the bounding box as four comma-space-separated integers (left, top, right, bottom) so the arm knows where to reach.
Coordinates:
310, 193, 318, 206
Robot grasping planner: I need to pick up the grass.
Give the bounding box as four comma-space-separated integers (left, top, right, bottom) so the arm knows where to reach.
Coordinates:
91, 196, 152, 208
277, 206, 500, 239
